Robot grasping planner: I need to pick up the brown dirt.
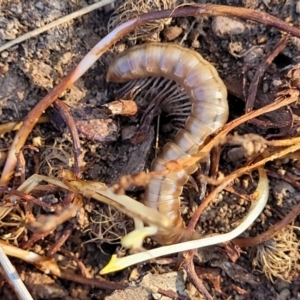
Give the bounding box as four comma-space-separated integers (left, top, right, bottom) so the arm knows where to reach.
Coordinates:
0, 0, 299, 299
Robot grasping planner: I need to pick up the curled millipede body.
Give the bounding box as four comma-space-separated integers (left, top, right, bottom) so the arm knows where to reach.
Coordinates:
107, 43, 229, 245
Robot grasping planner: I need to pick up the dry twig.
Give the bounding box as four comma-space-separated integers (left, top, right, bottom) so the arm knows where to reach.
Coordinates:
234, 203, 300, 247
245, 35, 290, 112
0, 240, 125, 291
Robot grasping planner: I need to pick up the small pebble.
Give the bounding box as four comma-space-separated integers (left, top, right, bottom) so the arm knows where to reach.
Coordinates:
162, 26, 182, 41
1, 51, 9, 58
227, 147, 245, 162
10, 3, 22, 14
277, 168, 286, 176
278, 288, 291, 300
242, 178, 249, 189
243, 47, 264, 64
121, 125, 136, 140
263, 82, 268, 93
274, 278, 292, 292
212, 16, 245, 38
35, 1, 44, 10
60, 52, 72, 65
129, 268, 140, 281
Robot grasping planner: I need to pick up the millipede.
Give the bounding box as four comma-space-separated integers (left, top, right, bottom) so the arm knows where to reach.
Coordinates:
107, 43, 229, 245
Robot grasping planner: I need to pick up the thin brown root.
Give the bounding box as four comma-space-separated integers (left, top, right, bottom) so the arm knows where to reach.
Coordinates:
234, 203, 300, 247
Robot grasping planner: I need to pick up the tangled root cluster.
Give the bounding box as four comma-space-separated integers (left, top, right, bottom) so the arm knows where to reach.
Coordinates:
86, 205, 134, 254
251, 225, 300, 282
108, 0, 176, 44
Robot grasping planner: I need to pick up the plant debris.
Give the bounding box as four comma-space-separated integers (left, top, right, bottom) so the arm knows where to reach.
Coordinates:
0, 0, 300, 299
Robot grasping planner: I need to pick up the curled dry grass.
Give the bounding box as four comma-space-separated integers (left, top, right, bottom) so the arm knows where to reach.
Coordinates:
108, 0, 176, 43
251, 225, 300, 282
